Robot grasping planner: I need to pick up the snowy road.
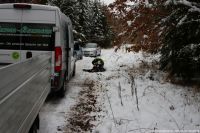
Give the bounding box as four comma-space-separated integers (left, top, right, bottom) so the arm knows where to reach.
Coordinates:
38, 70, 83, 133
38, 52, 101, 133
39, 49, 200, 133
38, 79, 81, 133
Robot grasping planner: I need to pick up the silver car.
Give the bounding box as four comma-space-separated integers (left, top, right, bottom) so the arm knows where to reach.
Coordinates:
82, 43, 101, 57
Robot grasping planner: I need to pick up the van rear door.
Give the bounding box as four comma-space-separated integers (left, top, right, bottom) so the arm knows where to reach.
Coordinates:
0, 23, 55, 63
0, 4, 56, 64
20, 7, 56, 61
0, 8, 22, 64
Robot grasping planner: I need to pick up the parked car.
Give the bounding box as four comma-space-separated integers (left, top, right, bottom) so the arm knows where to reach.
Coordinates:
82, 43, 101, 57
74, 41, 83, 60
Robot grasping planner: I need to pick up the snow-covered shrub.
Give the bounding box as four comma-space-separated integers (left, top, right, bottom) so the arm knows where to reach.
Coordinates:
160, 0, 200, 80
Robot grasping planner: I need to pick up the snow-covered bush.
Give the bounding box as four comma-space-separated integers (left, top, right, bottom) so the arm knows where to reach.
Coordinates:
160, 0, 200, 80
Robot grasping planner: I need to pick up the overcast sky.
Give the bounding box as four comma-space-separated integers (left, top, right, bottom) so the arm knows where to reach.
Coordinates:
100, 0, 115, 5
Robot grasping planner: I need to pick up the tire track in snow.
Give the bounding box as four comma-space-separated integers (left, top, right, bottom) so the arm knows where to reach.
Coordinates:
64, 79, 102, 133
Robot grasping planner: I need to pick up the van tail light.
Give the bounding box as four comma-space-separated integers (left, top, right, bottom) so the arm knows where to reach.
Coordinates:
55, 47, 62, 72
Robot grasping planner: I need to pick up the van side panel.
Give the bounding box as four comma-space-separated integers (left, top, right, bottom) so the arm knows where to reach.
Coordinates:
68, 26, 75, 78
50, 11, 68, 91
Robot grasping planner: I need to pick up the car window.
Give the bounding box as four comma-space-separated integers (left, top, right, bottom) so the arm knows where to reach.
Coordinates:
74, 44, 80, 50
85, 43, 97, 48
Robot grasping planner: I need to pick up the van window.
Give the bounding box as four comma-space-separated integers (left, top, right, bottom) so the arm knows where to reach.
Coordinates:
65, 25, 69, 46
70, 27, 74, 45
0, 23, 55, 51
74, 43, 80, 50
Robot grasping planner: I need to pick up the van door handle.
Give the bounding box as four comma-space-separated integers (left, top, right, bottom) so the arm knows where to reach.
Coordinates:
68, 48, 71, 50
65, 48, 71, 51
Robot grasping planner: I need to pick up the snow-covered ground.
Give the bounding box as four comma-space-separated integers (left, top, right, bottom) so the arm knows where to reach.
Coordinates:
39, 49, 200, 133
38, 78, 81, 133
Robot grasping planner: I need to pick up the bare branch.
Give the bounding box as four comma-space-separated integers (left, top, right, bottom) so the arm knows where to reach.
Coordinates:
130, 76, 135, 96
130, 75, 139, 111
118, 82, 123, 106
105, 89, 116, 126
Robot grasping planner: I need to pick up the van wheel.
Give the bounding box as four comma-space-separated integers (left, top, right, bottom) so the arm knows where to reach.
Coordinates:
58, 80, 66, 97
72, 64, 76, 77
29, 121, 37, 133
29, 115, 39, 133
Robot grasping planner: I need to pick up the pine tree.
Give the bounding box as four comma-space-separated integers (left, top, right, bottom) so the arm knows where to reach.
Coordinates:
75, 0, 91, 39
99, 5, 114, 48
88, 0, 113, 47
49, 0, 113, 46
90, 0, 106, 42
49, 0, 82, 40
160, 0, 200, 80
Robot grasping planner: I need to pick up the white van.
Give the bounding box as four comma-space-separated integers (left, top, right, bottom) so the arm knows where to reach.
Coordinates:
0, 3, 76, 96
